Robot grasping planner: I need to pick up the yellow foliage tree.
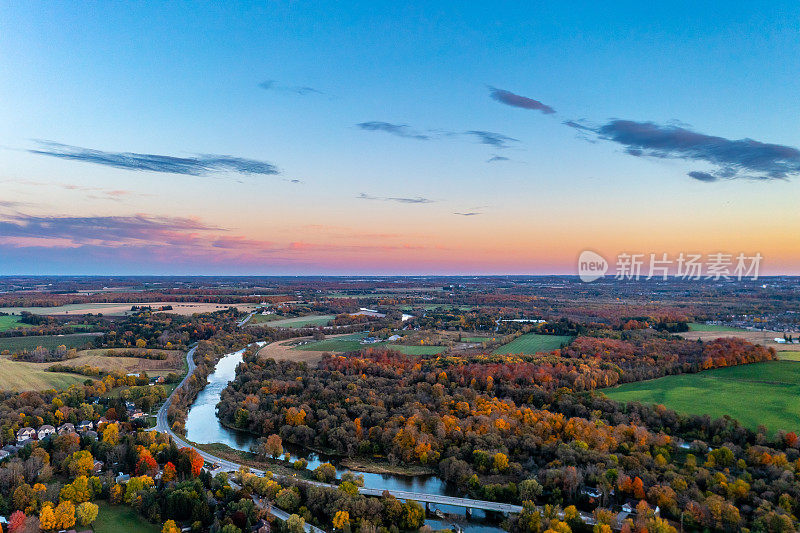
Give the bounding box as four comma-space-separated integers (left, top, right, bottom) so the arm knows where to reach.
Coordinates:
39, 504, 57, 531
162, 519, 181, 533
493, 452, 509, 471
333, 510, 350, 530
102, 422, 120, 445
55, 500, 76, 530
76, 501, 99, 526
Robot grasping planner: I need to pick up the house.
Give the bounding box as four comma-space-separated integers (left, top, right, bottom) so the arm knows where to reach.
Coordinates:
125, 401, 136, 411
581, 487, 603, 499
83, 430, 98, 440
0, 449, 10, 461
16, 427, 36, 444
77, 420, 93, 432
360, 336, 381, 344
92, 460, 104, 474
130, 411, 146, 421
58, 423, 76, 435
2, 444, 17, 455
115, 473, 131, 484
387, 334, 402, 341
37, 425, 56, 440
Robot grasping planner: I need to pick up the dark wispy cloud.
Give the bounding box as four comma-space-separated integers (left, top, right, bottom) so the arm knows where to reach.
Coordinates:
566, 119, 800, 181
489, 87, 556, 115
29, 141, 280, 177
258, 80, 324, 96
356, 122, 430, 140
358, 193, 434, 204
465, 131, 519, 149
0, 213, 219, 245
487, 155, 510, 163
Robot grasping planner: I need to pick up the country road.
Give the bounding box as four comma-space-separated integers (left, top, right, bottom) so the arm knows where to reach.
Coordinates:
153, 347, 604, 529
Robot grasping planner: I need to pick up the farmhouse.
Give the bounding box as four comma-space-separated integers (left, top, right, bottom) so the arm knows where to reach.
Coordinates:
16, 427, 35, 444
37, 425, 56, 440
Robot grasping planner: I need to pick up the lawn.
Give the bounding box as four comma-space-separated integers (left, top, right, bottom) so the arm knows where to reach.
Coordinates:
267, 314, 335, 328
688, 322, 746, 332
0, 358, 86, 391
93, 501, 160, 533
0, 333, 100, 352
0, 315, 33, 332
248, 313, 281, 325
603, 360, 800, 434
778, 351, 800, 362
292, 333, 447, 355
492, 333, 573, 355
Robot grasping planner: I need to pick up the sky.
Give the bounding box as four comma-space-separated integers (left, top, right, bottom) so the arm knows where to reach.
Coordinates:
1, 1, 799, 275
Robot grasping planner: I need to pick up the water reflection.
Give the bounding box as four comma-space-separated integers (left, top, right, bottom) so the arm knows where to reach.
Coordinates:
185, 349, 505, 532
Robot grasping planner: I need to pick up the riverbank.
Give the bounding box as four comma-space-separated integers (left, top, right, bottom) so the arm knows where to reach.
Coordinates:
340, 457, 435, 476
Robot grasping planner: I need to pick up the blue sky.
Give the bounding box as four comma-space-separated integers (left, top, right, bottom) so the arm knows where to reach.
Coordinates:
1, 2, 799, 274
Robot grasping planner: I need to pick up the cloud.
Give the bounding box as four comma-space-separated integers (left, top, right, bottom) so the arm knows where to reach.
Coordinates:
489, 87, 556, 114
687, 171, 719, 183
0, 213, 219, 246
487, 155, 510, 163
29, 141, 280, 177
465, 131, 519, 149
356, 122, 430, 140
453, 212, 481, 216
566, 119, 800, 181
258, 80, 324, 96
358, 193, 434, 204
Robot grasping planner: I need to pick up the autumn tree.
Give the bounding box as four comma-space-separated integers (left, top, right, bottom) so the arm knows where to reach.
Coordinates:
333, 510, 350, 530
260, 434, 283, 459
76, 501, 99, 527
39, 504, 56, 531
162, 519, 181, 533
55, 500, 76, 530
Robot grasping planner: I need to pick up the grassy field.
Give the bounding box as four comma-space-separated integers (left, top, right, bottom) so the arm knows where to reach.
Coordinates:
93, 501, 160, 533
267, 314, 335, 328
604, 361, 800, 434
0, 333, 100, 352
0, 302, 258, 317
248, 313, 281, 325
293, 332, 367, 352
492, 333, 573, 355
778, 351, 800, 361
0, 315, 33, 332
0, 358, 86, 391
387, 344, 446, 355
462, 336, 493, 343
688, 322, 746, 332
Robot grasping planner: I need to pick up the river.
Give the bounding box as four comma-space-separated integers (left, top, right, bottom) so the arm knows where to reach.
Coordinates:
184, 348, 507, 532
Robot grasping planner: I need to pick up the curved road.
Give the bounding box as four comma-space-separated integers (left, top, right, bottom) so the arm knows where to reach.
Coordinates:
155, 347, 535, 520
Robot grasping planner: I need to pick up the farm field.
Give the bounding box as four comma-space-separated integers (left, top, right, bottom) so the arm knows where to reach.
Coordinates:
0, 302, 258, 316
64, 348, 184, 376
688, 322, 747, 332
266, 314, 335, 328
293, 332, 367, 352
778, 351, 800, 361
0, 333, 101, 352
603, 360, 800, 434
0, 358, 86, 391
492, 333, 573, 355
248, 313, 281, 325
462, 336, 493, 343
93, 501, 160, 533
0, 315, 32, 332
678, 328, 796, 349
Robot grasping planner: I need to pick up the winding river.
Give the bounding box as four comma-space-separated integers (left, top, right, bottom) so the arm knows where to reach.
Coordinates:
185, 349, 506, 533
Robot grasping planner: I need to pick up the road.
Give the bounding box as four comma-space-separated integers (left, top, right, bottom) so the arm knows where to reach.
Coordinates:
155, 346, 572, 527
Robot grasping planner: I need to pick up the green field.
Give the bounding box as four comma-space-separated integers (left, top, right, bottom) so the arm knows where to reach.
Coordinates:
93, 501, 160, 533
0, 333, 100, 352
268, 314, 335, 328
292, 332, 446, 355
778, 351, 800, 361
462, 336, 493, 343
688, 322, 746, 332
0, 315, 33, 332
492, 333, 573, 355
0, 358, 87, 391
248, 313, 281, 325
604, 361, 800, 434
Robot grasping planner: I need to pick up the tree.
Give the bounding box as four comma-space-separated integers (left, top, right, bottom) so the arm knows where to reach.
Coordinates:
162, 519, 181, 533
39, 504, 57, 531
261, 434, 283, 459
66, 450, 95, 477
287, 514, 305, 533
400, 500, 425, 530
8, 510, 26, 533
76, 501, 99, 527
162, 461, 177, 482
102, 422, 120, 445
55, 500, 76, 530
520, 478, 543, 502
276, 488, 300, 512
314, 462, 336, 482
494, 452, 509, 472
333, 510, 350, 530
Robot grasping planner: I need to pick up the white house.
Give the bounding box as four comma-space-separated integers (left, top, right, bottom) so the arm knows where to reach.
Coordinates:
37, 425, 56, 440
57, 423, 76, 435
16, 427, 35, 444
